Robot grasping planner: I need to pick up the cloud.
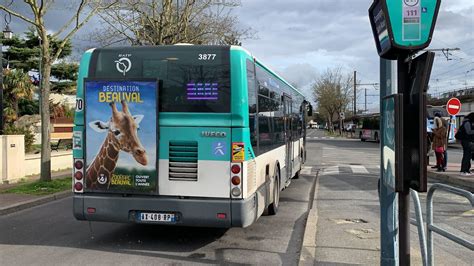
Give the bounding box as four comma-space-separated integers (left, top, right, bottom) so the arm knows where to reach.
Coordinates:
4, 0, 474, 100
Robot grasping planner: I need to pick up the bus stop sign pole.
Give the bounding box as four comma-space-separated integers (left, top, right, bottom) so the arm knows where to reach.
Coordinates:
369, 0, 441, 265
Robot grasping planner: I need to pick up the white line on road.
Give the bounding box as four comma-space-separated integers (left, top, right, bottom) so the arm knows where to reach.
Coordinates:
350, 165, 369, 174
301, 166, 313, 175
322, 166, 339, 175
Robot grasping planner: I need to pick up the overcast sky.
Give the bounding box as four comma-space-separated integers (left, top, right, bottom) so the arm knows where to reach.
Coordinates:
233, 0, 473, 111
4, 0, 473, 111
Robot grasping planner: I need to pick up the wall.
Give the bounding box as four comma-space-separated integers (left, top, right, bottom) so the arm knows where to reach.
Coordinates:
24, 151, 72, 178
1, 135, 26, 184
1, 135, 72, 184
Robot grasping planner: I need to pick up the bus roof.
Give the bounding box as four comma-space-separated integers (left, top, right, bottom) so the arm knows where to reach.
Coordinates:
230, 46, 305, 98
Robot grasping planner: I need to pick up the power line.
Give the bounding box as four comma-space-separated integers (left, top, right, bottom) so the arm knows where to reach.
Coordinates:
431, 61, 473, 78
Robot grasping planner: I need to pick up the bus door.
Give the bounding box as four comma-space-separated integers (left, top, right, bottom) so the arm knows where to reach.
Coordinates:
283, 95, 293, 181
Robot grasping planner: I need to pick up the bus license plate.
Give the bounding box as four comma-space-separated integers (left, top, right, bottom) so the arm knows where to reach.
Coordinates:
139, 212, 175, 222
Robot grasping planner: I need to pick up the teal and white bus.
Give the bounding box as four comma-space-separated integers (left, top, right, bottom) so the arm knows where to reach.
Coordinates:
72, 45, 310, 228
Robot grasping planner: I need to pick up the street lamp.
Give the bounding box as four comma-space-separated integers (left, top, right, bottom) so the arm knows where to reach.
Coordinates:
1, 12, 13, 134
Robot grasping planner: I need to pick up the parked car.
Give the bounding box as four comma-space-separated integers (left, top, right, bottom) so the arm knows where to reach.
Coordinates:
345, 123, 356, 132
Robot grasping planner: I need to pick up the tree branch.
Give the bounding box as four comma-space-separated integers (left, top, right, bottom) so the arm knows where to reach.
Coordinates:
53, 1, 118, 60
0, 5, 38, 27
53, 0, 86, 38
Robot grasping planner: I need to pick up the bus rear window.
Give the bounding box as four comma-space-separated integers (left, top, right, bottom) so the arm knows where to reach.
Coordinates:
90, 46, 230, 113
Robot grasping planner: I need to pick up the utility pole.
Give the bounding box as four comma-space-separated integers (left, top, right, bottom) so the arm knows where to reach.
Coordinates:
365, 88, 367, 112
354, 78, 379, 114
353, 71, 357, 115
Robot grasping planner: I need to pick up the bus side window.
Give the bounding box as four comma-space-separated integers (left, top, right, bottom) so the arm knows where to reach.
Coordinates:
247, 60, 258, 154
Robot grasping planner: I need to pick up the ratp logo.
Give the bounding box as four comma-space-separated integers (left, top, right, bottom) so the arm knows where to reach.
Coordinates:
115, 56, 132, 76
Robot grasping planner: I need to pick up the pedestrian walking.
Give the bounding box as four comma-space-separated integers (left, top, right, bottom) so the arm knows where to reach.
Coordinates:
435, 112, 449, 170
432, 117, 447, 172
455, 112, 474, 176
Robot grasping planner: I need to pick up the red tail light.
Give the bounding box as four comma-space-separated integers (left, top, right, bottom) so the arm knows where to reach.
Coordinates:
74, 182, 83, 191
87, 207, 96, 214
217, 213, 227, 219
231, 176, 241, 185
74, 160, 83, 169
231, 164, 241, 174
74, 171, 83, 180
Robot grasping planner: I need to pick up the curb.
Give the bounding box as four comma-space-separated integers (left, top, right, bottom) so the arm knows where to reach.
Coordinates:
428, 172, 474, 191
299, 171, 320, 266
0, 190, 72, 216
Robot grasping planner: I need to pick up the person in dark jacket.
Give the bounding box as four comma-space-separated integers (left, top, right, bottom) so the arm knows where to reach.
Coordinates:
460, 112, 474, 176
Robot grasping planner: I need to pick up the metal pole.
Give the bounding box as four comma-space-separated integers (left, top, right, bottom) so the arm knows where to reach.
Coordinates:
399, 190, 411, 265
410, 189, 428, 266
365, 88, 367, 112
353, 70, 357, 115
397, 54, 411, 265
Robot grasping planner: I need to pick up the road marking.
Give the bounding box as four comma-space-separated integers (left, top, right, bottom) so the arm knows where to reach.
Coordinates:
301, 166, 313, 175
350, 165, 369, 174
322, 166, 339, 175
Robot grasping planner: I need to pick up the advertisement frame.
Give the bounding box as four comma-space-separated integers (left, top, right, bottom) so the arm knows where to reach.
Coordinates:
83, 78, 159, 195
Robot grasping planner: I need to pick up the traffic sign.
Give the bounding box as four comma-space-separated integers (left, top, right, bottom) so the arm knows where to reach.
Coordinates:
446, 97, 461, 116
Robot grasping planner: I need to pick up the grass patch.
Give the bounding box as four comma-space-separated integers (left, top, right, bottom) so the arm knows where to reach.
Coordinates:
1, 177, 71, 196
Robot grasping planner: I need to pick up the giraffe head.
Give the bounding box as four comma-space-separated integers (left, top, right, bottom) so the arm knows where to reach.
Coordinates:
89, 101, 148, 166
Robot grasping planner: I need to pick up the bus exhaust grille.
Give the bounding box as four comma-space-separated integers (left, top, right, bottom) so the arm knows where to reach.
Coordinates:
169, 141, 198, 181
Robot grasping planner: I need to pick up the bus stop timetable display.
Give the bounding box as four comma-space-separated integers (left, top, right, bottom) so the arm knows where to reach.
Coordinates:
187, 82, 219, 101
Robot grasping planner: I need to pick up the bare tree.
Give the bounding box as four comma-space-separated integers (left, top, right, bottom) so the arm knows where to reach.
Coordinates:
91, 0, 254, 46
0, 0, 117, 181
312, 68, 353, 134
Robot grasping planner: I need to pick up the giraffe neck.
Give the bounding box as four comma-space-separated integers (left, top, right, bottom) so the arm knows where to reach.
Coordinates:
86, 131, 121, 188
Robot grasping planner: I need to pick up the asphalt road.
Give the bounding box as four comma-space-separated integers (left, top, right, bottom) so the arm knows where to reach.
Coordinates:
0, 129, 471, 265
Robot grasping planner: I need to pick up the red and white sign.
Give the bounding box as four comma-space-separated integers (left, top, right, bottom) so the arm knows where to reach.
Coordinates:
446, 97, 461, 116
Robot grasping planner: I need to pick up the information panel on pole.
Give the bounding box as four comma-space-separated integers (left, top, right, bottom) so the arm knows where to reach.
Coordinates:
369, 0, 441, 59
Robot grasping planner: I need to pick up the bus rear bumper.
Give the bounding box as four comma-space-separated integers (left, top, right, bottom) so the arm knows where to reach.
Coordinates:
73, 193, 257, 228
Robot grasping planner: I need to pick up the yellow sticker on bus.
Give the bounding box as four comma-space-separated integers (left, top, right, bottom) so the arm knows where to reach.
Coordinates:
232, 142, 245, 162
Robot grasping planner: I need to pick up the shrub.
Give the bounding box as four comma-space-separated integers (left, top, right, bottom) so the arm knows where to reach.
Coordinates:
3, 124, 35, 153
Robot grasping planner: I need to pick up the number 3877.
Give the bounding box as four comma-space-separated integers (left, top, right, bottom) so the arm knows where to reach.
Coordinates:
198, 54, 216, 60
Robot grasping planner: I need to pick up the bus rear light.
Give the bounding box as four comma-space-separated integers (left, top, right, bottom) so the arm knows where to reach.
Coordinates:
231, 187, 241, 197
74, 160, 83, 170
231, 164, 241, 174
217, 213, 227, 219
74, 182, 83, 191
87, 207, 96, 214
231, 176, 241, 186
74, 171, 83, 180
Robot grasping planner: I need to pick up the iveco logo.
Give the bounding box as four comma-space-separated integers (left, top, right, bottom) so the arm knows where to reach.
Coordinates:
201, 131, 227, 137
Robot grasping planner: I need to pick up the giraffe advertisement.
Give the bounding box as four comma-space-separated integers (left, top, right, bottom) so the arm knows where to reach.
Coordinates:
84, 80, 158, 193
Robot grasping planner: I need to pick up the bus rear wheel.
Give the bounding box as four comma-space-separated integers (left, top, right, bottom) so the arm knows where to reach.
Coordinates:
265, 171, 280, 215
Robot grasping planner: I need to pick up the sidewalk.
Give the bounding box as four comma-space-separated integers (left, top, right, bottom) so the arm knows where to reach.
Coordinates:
427, 162, 474, 191
299, 163, 473, 265
0, 169, 71, 215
